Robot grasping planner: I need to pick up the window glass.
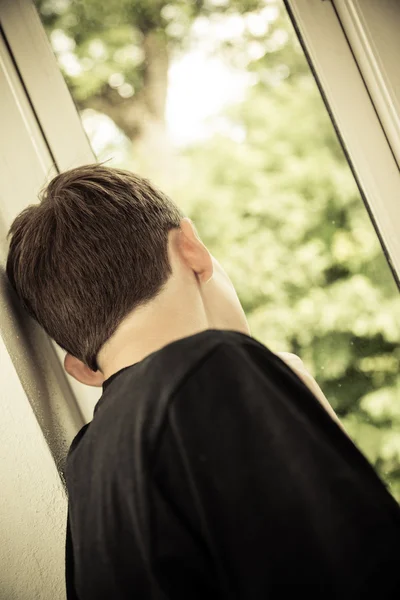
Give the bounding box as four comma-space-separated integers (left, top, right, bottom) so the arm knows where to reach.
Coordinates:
36, 0, 400, 500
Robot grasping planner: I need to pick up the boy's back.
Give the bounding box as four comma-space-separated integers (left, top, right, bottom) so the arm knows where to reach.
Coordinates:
65, 330, 400, 599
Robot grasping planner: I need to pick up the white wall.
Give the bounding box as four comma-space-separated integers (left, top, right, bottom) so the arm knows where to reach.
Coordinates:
0, 337, 67, 600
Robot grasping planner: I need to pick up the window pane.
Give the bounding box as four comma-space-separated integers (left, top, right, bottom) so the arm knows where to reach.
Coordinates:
36, 0, 400, 500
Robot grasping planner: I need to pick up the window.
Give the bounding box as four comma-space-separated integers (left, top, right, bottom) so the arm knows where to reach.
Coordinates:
35, 0, 400, 499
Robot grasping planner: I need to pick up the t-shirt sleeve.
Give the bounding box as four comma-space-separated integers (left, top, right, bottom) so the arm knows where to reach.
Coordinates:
151, 341, 400, 597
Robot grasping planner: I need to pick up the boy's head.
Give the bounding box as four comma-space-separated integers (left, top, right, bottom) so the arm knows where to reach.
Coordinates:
6, 164, 249, 386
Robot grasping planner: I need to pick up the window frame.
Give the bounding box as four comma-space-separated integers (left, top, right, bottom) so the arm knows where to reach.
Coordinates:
285, 0, 400, 286
0, 0, 94, 171
0, 0, 99, 426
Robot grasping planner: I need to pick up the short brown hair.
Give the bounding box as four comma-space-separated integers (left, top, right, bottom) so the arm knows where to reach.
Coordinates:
6, 164, 183, 371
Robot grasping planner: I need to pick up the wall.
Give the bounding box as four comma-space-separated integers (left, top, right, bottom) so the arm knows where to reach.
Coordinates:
0, 337, 67, 600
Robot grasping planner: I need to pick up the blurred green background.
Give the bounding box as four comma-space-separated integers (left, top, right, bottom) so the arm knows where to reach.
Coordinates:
36, 0, 400, 500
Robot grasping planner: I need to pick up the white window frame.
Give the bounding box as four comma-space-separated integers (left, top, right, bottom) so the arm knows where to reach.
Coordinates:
0, 0, 94, 171
0, 0, 99, 427
285, 0, 400, 285
333, 0, 400, 169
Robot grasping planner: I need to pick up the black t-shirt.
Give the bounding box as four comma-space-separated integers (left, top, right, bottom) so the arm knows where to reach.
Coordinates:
65, 330, 400, 599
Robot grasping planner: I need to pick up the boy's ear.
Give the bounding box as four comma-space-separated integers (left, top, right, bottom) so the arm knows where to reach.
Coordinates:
64, 353, 104, 388
178, 218, 213, 283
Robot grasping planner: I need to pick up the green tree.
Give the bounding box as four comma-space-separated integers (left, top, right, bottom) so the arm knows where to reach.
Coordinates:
36, 0, 266, 178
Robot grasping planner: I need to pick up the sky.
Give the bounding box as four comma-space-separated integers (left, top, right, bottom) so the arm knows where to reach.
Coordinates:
166, 50, 253, 146
165, 8, 277, 145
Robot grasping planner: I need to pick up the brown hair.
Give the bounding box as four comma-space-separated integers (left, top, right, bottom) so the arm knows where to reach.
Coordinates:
6, 164, 183, 371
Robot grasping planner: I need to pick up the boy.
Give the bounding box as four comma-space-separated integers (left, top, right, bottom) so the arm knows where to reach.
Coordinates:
6, 164, 400, 598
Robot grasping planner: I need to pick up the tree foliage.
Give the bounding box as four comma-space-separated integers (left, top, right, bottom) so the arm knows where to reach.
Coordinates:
36, 0, 266, 137
37, 0, 400, 499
